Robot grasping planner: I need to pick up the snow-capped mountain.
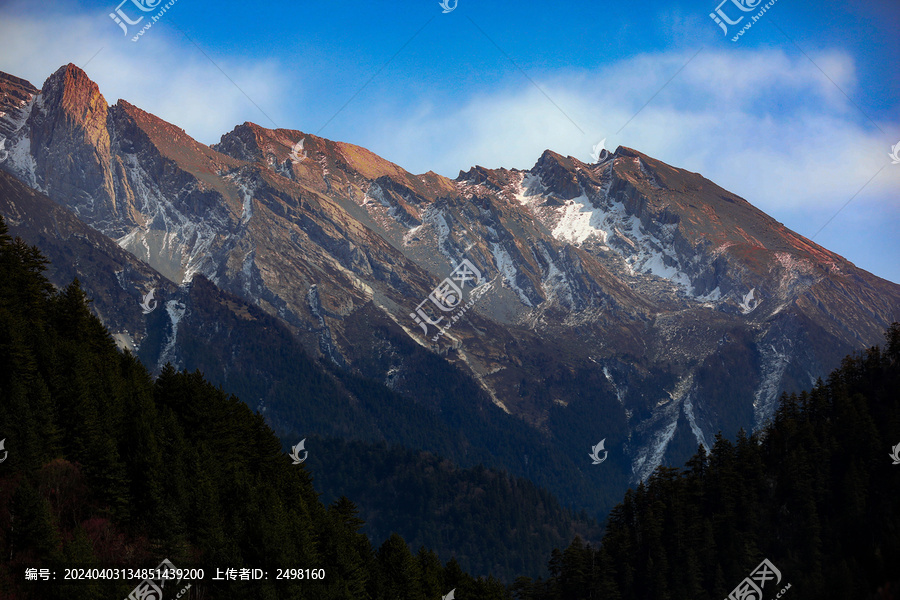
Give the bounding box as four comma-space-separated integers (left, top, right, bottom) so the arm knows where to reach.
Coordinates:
2, 64, 898, 499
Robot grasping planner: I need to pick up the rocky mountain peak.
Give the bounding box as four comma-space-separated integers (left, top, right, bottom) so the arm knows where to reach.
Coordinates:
5, 64, 117, 227
214, 121, 284, 163
0, 70, 38, 94
40, 64, 107, 128
456, 165, 513, 191
0, 70, 38, 112
0, 71, 38, 142
529, 149, 602, 201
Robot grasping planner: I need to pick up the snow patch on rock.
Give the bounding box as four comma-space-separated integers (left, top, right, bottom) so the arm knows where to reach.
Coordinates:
535, 244, 574, 306
753, 341, 793, 428
116, 155, 226, 284
7, 135, 39, 191
632, 412, 678, 483
631, 371, 697, 482
515, 172, 696, 295
158, 298, 187, 369
603, 367, 626, 407
551, 194, 610, 245
491, 241, 533, 307
683, 390, 708, 449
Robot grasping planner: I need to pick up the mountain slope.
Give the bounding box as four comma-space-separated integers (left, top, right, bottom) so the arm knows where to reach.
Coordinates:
516, 324, 900, 599
0, 225, 513, 599
308, 438, 602, 582
2, 63, 898, 516
0, 169, 604, 579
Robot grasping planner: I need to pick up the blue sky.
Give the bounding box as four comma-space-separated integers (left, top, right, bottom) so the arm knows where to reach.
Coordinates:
1, 0, 898, 283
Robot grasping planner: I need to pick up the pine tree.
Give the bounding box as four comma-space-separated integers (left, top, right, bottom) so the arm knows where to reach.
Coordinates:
375, 533, 423, 600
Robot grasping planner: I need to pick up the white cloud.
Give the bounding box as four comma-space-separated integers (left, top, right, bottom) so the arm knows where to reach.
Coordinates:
0, 1, 290, 145
363, 48, 898, 221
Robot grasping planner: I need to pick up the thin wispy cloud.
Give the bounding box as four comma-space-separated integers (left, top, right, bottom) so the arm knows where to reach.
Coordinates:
373, 49, 895, 204
0, 6, 289, 144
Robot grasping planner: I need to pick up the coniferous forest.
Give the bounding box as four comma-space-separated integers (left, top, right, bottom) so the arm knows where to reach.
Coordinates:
0, 216, 507, 599
511, 324, 900, 600
1, 212, 899, 599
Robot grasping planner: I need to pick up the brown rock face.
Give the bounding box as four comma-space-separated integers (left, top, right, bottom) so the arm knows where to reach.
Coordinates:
2, 63, 899, 490
26, 65, 118, 228
0, 71, 38, 140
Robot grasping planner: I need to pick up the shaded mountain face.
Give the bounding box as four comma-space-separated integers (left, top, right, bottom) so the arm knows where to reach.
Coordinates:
0, 169, 610, 581
2, 63, 898, 496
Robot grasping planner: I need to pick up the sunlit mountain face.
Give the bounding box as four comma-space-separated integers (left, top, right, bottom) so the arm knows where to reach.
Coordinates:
2, 63, 899, 535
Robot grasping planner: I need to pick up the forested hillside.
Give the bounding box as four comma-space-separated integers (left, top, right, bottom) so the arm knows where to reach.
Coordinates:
308, 438, 601, 582
0, 214, 508, 599
514, 323, 900, 599
2, 205, 898, 600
